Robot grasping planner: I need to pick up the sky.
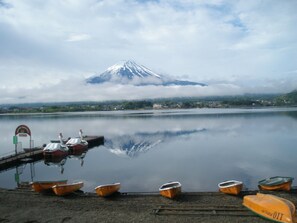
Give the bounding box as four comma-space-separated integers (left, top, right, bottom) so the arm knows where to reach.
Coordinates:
0, 0, 297, 104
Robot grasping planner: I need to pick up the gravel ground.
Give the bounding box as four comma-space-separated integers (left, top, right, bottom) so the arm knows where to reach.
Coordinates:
0, 188, 297, 223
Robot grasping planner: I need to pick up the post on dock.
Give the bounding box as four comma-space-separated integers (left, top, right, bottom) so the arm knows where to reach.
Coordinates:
13, 135, 18, 155
14, 125, 32, 155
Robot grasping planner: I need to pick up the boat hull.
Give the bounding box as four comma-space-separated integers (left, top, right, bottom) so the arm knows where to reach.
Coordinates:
243, 193, 297, 223
43, 150, 68, 158
68, 144, 88, 156
259, 182, 292, 191
218, 180, 243, 195
159, 182, 181, 199
31, 180, 67, 192
95, 183, 121, 197
43, 142, 69, 158
259, 177, 293, 191
52, 182, 84, 196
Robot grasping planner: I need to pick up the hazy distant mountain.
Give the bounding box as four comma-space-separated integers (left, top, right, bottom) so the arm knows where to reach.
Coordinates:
275, 89, 297, 104
86, 60, 206, 86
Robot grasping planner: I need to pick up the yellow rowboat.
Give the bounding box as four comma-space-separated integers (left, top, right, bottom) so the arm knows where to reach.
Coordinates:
243, 193, 297, 223
218, 180, 243, 195
258, 176, 294, 191
31, 180, 67, 192
159, 181, 181, 199
52, 181, 84, 196
95, 183, 121, 197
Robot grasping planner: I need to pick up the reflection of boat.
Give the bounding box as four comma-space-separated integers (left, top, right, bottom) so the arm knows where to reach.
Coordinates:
52, 182, 84, 196
31, 180, 67, 192
44, 156, 67, 174
95, 183, 121, 197
43, 133, 69, 157
159, 182, 181, 199
258, 176, 294, 191
66, 130, 88, 153
44, 156, 67, 165
218, 180, 243, 195
68, 152, 86, 167
243, 193, 297, 223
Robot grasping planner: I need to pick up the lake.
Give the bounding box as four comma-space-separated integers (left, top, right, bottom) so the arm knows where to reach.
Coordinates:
1, 107, 297, 193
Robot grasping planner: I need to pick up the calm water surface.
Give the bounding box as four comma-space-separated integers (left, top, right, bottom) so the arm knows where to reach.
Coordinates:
1, 108, 297, 192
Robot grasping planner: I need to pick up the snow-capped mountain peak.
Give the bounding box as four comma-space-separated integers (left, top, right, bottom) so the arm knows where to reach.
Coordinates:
86, 60, 206, 86
106, 60, 161, 79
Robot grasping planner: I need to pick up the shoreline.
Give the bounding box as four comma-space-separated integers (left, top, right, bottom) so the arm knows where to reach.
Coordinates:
1, 188, 297, 222
1, 106, 297, 116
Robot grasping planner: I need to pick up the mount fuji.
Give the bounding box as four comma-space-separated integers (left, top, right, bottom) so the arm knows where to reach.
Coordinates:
86, 60, 206, 86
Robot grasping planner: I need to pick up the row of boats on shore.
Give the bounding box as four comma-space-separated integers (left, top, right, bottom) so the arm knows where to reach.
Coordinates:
218, 176, 294, 195
31, 180, 176, 198
31, 176, 296, 223
218, 176, 296, 223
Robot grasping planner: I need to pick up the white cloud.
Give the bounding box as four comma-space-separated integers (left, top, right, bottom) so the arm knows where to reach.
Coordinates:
1, 76, 296, 104
66, 34, 91, 42
0, 0, 296, 103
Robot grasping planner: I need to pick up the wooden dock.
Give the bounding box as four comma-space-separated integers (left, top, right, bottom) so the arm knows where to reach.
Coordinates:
0, 136, 104, 171
84, 135, 104, 148
0, 149, 44, 171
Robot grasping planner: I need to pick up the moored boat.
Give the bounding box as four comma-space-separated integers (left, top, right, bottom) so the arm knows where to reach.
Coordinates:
258, 176, 294, 191
52, 181, 84, 196
218, 180, 243, 195
66, 130, 88, 153
243, 193, 297, 223
43, 133, 69, 157
95, 183, 121, 197
31, 180, 67, 192
43, 142, 69, 157
159, 181, 181, 199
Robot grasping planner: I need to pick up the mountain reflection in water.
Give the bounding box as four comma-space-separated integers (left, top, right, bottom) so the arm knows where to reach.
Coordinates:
1, 108, 297, 192
104, 128, 206, 158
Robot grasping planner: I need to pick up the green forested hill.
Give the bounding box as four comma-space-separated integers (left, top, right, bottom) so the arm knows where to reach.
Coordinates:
275, 90, 297, 105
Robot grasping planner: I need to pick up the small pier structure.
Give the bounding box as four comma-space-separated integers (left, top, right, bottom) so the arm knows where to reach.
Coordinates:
84, 135, 104, 148
0, 135, 104, 171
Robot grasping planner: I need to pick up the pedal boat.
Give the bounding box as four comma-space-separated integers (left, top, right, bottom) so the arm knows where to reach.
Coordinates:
243, 193, 297, 223
52, 181, 84, 196
159, 181, 181, 199
31, 180, 67, 192
258, 176, 294, 191
218, 180, 243, 195
43, 134, 69, 157
95, 183, 121, 197
66, 130, 88, 153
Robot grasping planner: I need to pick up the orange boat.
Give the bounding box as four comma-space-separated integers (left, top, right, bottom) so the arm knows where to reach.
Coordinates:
31, 180, 67, 192
95, 183, 121, 197
159, 181, 181, 199
258, 176, 294, 191
52, 181, 84, 196
218, 180, 243, 195
243, 193, 297, 223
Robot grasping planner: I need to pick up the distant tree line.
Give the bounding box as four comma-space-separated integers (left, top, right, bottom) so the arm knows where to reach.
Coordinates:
0, 92, 296, 114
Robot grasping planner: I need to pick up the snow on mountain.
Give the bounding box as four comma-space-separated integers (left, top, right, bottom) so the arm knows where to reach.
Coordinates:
86, 60, 206, 86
